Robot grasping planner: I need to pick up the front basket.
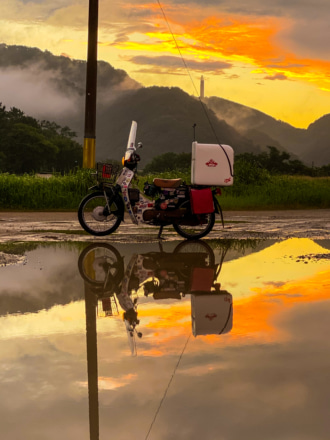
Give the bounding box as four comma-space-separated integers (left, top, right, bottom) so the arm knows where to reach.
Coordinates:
96, 163, 120, 183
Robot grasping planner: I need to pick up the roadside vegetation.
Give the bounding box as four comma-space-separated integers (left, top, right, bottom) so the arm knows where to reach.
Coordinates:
0, 170, 93, 210
0, 104, 82, 174
0, 146, 329, 210
141, 147, 330, 210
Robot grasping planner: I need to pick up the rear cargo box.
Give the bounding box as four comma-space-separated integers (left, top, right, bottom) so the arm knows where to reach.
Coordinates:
191, 292, 233, 336
191, 142, 234, 186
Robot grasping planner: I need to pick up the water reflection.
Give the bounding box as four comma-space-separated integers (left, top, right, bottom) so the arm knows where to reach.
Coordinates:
79, 241, 233, 440
1, 238, 330, 439
79, 241, 233, 342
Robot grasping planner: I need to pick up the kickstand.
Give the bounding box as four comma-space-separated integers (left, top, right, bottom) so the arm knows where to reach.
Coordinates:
157, 225, 165, 240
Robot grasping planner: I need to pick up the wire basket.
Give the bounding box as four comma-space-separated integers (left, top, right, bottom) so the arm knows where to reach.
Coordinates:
96, 163, 120, 183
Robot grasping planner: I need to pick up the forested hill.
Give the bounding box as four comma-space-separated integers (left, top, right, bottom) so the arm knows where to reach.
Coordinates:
205, 96, 330, 166
0, 44, 141, 135
1, 44, 329, 167
0, 44, 140, 97
96, 86, 260, 165
0, 44, 261, 166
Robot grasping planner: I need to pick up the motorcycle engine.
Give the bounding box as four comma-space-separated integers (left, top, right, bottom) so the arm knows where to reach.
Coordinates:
155, 186, 188, 211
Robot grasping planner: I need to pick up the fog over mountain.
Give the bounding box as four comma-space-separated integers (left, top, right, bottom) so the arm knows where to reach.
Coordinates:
0, 44, 329, 166
0, 44, 140, 137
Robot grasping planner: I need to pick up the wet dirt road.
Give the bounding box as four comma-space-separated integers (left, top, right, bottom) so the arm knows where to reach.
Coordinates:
0, 209, 329, 243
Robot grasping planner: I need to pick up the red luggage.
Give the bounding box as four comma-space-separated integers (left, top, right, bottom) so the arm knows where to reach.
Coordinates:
190, 188, 214, 214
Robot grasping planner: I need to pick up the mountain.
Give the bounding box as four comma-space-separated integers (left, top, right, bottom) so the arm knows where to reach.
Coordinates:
96, 87, 260, 165
0, 44, 261, 165
304, 115, 330, 166
0, 44, 329, 166
0, 43, 141, 136
205, 96, 330, 166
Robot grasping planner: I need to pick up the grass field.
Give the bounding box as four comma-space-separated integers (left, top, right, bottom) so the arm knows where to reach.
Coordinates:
0, 170, 93, 210
0, 170, 329, 210
220, 175, 330, 210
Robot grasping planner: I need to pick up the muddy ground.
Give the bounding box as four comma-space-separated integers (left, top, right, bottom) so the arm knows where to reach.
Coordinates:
0, 209, 329, 243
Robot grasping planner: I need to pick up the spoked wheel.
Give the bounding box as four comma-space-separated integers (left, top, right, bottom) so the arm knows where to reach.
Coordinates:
173, 206, 215, 240
78, 191, 124, 236
174, 240, 215, 267
78, 243, 124, 286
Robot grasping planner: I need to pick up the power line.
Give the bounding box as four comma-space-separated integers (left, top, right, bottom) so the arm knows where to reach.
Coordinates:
156, 1, 234, 177
144, 333, 191, 440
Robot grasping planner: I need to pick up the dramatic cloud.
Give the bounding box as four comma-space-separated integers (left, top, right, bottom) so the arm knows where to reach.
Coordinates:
128, 55, 232, 73
110, 9, 330, 93
1, 0, 330, 126
264, 73, 288, 80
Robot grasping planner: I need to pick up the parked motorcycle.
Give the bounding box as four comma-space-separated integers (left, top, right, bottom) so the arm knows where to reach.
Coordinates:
78, 121, 234, 239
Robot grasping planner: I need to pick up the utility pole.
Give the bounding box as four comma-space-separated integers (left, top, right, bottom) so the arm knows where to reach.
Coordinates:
84, 286, 99, 440
83, 0, 99, 168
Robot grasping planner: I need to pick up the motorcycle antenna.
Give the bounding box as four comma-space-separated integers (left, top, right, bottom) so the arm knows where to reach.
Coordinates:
157, 0, 234, 178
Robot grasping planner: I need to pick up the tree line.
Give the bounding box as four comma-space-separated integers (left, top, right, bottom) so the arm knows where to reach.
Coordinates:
142, 146, 330, 177
0, 104, 82, 174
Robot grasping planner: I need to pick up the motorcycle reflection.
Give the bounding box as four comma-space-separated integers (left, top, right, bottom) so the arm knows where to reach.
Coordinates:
79, 241, 232, 440
78, 240, 233, 347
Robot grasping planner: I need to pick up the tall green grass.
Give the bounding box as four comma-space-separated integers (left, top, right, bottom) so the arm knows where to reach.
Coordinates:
0, 170, 93, 210
220, 175, 330, 209
0, 170, 329, 210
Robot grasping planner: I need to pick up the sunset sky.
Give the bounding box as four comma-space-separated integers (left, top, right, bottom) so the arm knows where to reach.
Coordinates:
1, 0, 330, 127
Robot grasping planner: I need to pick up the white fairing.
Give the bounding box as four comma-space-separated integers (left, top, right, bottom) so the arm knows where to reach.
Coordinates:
191, 142, 234, 186
127, 121, 137, 150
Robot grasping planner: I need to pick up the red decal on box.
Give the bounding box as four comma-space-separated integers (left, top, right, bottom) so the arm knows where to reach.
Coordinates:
206, 159, 218, 167
224, 177, 232, 183
205, 313, 217, 321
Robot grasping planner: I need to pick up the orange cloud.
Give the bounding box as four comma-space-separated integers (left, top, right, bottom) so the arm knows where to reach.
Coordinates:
135, 266, 330, 353
113, 7, 330, 91
229, 268, 330, 342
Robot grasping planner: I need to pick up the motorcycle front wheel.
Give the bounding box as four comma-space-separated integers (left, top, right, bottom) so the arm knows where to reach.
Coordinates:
78, 243, 124, 285
78, 191, 123, 236
173, 211, 215, 240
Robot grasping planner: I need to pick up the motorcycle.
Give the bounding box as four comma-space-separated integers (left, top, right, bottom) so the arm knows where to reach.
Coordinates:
78, 121, 231, 239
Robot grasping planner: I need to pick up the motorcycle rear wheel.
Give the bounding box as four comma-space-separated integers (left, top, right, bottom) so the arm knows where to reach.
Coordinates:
78, 191, 123, 236
173, 211, 215, 240
173, 240, 215, 267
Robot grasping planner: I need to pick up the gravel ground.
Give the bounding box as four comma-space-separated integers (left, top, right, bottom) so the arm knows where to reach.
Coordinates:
0, 209, 329, 243
1, 209, 329, 266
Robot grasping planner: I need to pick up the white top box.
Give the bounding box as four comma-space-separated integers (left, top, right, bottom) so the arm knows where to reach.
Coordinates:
191, 142, 234, 186
191, 293, 233, 336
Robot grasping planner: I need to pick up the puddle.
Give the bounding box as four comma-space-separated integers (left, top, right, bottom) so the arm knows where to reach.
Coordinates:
1, 238, 330, 439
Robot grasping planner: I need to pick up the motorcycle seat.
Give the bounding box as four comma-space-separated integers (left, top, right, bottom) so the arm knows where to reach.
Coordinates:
153, 178, 182, 188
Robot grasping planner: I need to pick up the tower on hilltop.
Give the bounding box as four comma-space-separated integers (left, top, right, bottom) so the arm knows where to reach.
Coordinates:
200, 75, 205, 99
